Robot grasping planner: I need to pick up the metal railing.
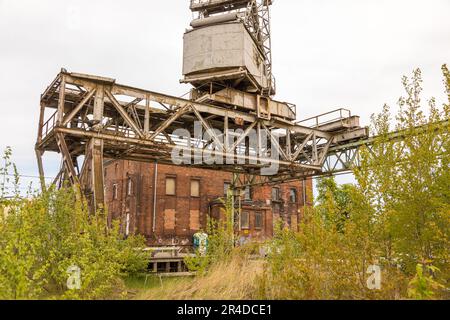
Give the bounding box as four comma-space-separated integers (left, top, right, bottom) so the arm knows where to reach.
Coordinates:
297, 108, 352, 129
41, 111, 58, 139
190, 0, 247, 9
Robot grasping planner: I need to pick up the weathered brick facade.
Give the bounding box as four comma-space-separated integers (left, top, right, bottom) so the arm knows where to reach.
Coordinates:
104, 160, 313, 247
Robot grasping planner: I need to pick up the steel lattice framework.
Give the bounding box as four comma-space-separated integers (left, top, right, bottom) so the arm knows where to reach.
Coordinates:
35, 70, 369, 211
34, 1, 375, 215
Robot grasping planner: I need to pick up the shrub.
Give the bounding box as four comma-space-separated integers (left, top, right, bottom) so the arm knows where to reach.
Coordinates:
0, 150, 148, 300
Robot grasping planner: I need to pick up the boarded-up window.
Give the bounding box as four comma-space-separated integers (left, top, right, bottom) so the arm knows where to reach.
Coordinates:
191, 180, 200, 197
255, 212, 263, 230
164, 209, 176, 230
190, 210, 200, 231
241, 211, 250, 230
166, 177, 176, 196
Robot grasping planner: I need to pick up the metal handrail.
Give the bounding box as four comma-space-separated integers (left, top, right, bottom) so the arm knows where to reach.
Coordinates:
297, 108, 352, 128
42, 111, 58, 139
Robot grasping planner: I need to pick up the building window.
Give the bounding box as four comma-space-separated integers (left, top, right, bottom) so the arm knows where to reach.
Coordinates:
255, 212, 263, 230
290, 188, 297, 203
127, 178, 133, 196
166, 176, 176, 196
244, 186, 252, 201
224, 182, 231, 197
112, 184, 118, 200
191, 179, 200, 198
125, 213, 130, 237
272, 187, 280, 201
241, 211, 250, 230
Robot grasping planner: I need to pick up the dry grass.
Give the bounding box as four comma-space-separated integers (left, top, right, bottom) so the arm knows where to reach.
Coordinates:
138, 254, 264, 300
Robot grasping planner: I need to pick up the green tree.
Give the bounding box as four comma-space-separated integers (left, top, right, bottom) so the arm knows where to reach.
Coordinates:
355, 67, 450, 294
316, 177, 359, 231
260, 66, 449, 300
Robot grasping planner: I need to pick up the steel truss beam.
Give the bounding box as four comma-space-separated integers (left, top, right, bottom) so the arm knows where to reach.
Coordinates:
319, 119, 450, 178
217, 121, 450, 190
36, 70, 369, 210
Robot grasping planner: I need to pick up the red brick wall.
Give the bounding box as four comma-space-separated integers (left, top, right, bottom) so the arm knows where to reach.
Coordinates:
105, 160, 313, 247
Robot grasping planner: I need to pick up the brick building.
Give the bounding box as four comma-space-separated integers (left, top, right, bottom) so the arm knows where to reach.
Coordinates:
104, 160, 313, 247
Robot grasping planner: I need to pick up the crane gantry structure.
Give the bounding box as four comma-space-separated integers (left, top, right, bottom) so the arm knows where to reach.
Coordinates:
35, 71, 368, 210
35, 0, 371, 213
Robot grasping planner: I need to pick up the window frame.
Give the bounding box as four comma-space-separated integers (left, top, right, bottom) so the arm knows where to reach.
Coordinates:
190, 179, 201, 198
290, 188, 297, 203
241, 211, 250, 230
112, 183, 118, 200
272, 187, 280, 202
255, 211, 263, 230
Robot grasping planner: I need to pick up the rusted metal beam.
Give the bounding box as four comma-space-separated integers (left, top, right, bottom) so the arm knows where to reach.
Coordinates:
53, 127, 322, 171
62, 88, 97, 126
35, 148, 46, 191
105, 89, 144, 139
191, 105, 225, 152
90, 138, 105, 212
56, 75, 66, 124
55, 133, 79, 185
149, 105, 191, 141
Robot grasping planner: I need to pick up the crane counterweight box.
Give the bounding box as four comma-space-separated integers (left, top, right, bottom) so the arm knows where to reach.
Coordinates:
182, 21, 269, 93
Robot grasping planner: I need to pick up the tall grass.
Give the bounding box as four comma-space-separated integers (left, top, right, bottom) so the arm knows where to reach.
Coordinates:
140, 250, 263, 300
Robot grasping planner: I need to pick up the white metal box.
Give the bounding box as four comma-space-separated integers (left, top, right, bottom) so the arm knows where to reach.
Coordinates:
182, 22, 268, 91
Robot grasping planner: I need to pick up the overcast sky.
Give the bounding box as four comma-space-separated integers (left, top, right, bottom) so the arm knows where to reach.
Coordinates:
0, 0, 449, 190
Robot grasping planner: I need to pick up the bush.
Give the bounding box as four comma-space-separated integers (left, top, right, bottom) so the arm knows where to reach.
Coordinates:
257, 67, 450, 300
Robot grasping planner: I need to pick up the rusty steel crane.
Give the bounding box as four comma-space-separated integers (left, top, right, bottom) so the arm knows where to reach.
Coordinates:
35, 1, 370, 214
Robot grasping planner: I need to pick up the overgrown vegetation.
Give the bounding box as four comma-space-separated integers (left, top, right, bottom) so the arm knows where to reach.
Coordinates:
1, 67, 449, 300
259, 66, 450, 300
140, 66, 450, 301
184, 192, 235, 274
0, 153, 148, 300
